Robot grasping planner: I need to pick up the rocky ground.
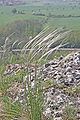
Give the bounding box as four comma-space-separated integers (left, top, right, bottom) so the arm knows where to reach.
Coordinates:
4, 52, 80, 120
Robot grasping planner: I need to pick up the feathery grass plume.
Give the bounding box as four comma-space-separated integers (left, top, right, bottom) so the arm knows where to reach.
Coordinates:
22, 28, 70, 120
12, 40, 19, 49
1, 32, 15, 58
22, 27, 49, 49
17, 41, 24, 47
30, 33, 69, 62
22, 27, 70, 64
28, 29, 62, 59
3, 32, 15, 50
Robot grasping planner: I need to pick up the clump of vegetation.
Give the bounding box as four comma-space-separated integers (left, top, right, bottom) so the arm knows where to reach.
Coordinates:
2, 96, 22, 120
0, 28, 69, 120
12, 8, 17, 14
63, 105, 77, 120
63, 86, 80, 96
26, 66, 43, 120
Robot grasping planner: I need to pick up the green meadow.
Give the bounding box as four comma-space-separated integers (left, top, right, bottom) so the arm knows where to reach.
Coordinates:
0, 4, 80, 30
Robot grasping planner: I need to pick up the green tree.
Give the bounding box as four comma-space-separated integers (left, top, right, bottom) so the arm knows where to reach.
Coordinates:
12, 8, 17, 14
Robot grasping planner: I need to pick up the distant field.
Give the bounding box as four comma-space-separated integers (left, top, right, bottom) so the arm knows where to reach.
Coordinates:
0, 4, 80, 48
0, 5, 44, 28
0, 4, 80, 30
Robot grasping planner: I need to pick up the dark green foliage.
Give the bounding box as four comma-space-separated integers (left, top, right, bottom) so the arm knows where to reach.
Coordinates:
12, 8, 17, 14
2, 96, 22, 120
